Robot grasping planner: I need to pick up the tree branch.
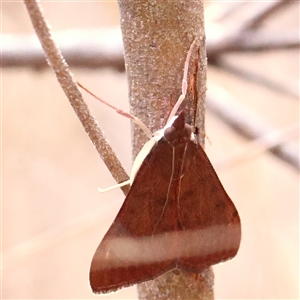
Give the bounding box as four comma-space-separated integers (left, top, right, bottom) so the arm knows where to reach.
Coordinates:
117, 0, 212, 299
1, 28, 125, 70
23, 0, 130, 194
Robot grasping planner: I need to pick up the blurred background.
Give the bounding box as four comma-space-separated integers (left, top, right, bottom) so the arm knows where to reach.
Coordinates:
2, 1, 299, 299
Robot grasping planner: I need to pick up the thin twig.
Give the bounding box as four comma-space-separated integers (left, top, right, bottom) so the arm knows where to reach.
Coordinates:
208, 30, 299, 55
1, 29, 125, 70
207, 1, 298, 59
216, 59, 299, 99
239, 0, 291, 31
23, 0, 130, 194
206, 84, 299, 171
215, 122, 299, 170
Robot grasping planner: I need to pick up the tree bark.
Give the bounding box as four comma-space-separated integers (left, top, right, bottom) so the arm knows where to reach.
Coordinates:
118, 1, 212, 299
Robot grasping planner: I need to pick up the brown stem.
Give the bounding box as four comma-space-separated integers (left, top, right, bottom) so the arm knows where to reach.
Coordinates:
23, 0, 130, 194
118, 0, 212, 299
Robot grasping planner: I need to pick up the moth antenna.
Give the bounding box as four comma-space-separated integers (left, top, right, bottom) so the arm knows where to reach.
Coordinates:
167, 39, 197, 124
77, 82, 152, 138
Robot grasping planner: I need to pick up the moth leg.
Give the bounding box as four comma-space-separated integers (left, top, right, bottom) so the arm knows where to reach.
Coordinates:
77, 82, 152, 138
98, 180, 131, 193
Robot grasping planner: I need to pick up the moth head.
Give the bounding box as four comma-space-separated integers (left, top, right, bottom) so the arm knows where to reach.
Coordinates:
164, 111, 192, 146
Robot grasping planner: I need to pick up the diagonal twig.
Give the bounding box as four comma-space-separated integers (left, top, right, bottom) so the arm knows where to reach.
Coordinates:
23, 0, 130, 194
207, 84, 299, 171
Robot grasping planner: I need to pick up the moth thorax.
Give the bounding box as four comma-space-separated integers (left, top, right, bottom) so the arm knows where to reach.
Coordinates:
164, 124, 192, 146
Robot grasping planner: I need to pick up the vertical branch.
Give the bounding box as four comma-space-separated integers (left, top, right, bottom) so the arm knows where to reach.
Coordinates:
118, 0, 207, 157
118, 1, 212, 299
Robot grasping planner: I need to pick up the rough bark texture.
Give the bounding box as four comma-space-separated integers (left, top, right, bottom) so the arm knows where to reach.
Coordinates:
118, 0, 211, 299
118, 0, 207, 157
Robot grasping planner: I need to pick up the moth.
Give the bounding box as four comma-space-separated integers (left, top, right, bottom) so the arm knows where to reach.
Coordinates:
81, 40, 241, 294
